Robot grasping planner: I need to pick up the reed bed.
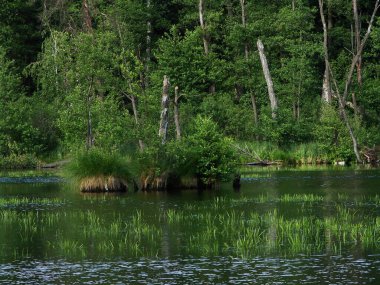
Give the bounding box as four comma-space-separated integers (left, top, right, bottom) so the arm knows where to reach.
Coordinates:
0, 197, 63, 206
0, 195, 379, 259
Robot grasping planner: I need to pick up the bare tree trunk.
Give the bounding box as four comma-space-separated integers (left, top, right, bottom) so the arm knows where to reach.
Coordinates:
352, 0, 362, 85
318, 0, 332, 103
145, 0, 152, 89
199, 0, 209, 55
352, 0, 361, 116
324, 0, 379, 164
297, 80, 301, 121
82, 0, 92, 31
52, 33, 59, 93
240, 0, 249, 60
129, 93, 145, 151
257, 39, 278, 119
342, 0, 379, 103
251, 93, 258, 126
86, 78, 94, 150
159, 76, 170, 144
83, 0, 93, 149
174, 86, 181, 140
238, 0, 258, 125
199, 0, 215, 93
329, 67, 362, 163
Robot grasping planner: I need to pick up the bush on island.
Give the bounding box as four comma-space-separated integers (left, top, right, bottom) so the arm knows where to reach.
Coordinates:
66, 149, 133, 192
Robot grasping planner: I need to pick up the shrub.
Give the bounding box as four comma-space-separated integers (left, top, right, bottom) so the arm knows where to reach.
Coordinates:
171, 116, 238, 187
0, 154, 40, 169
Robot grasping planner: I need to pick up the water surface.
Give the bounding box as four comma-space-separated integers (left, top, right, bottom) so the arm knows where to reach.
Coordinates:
0, 166, 379, 284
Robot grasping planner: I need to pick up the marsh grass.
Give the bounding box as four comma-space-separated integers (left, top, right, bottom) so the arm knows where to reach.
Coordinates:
161, 197, 380, 258
237, 141, 330, 165
65, 149, 134, 192
1, 195, 379, 259
0, 197, 63, 207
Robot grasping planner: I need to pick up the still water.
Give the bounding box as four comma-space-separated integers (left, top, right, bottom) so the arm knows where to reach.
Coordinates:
0, 167, 379, 284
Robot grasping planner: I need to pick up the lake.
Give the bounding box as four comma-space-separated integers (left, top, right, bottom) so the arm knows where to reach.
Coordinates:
0, 166, 379, 284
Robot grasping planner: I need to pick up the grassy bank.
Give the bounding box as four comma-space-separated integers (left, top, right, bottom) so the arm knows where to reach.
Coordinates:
0, 154, 41, 170
234, 141, 356, 165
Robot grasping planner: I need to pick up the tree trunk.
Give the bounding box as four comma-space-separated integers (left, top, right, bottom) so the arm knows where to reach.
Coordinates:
342, 0, 379, 103
251, 93, 258, 126
352, 0, 362, 85
326, 0, 379, 164
174, 86, 181, 140
226, 0, 233, 17
257, 39, 278, 119
145, 0, 152, 88
240, 0, 249, 60
86, 79, 94, 150
239, 0, 258, 125
199, 0, 209, 55
199, 0, 215, 93
159, 76, 170, 144
82, 0, 92, 32
129, 93, 145, 151
318, 0, 332, 103
329, 70, 362, 163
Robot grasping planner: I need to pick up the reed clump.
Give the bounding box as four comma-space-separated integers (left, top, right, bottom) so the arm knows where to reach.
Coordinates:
66, 149, 133, 192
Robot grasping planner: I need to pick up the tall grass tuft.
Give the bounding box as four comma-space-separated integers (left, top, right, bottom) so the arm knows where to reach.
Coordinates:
65, 149, 134, 192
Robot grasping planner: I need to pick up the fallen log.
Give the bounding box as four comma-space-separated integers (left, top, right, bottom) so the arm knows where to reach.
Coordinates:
40, 159, 70, 169
246, 161, 279, 166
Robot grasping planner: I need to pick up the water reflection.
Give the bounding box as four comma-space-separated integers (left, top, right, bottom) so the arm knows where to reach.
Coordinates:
0, 167, 379, 284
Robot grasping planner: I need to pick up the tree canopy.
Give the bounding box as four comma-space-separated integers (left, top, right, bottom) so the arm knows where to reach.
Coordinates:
0, 0, 379, 164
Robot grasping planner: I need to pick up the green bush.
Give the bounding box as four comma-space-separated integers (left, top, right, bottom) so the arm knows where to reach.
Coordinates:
171, 116, 238, 186
0, 154, 40, 169
314, 104, 355, 162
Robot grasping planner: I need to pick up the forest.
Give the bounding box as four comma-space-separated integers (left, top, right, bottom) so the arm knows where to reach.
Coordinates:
0, 0, 379, 180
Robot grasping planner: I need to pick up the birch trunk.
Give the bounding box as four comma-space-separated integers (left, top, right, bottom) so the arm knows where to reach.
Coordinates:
318, 0, 332, 103
199, 0, 215, 93
257, 39, 278, 119
342, 0, 379, 103
240, 0, 249, 60
174, 86, 181, 140
240, 0, 258, 125
159, 76, 170, 144
199, 0, 209, 55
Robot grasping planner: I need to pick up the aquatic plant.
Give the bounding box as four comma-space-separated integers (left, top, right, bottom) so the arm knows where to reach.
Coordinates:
66, 149, 134, 192
1, 193, 379, 260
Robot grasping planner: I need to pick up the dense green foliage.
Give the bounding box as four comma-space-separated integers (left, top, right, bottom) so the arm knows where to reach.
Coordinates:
171, 116, 237, 185
0, 0, 379, 171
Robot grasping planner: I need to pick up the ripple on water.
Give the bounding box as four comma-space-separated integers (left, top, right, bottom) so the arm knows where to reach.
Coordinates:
0, 176, 63, 184
0, 255, 379, 285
